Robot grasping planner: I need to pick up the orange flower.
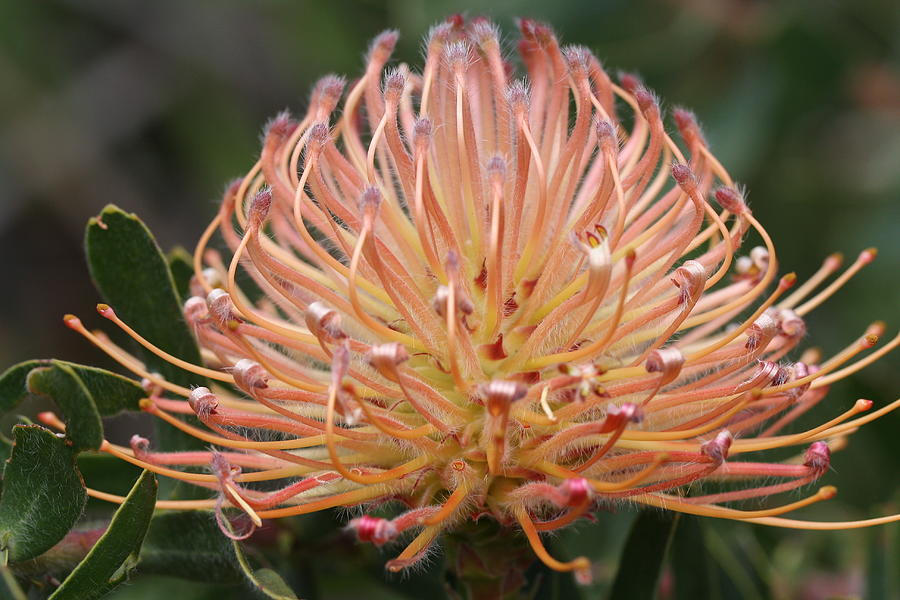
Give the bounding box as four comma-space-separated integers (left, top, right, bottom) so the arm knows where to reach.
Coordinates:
58, 16, 898, 581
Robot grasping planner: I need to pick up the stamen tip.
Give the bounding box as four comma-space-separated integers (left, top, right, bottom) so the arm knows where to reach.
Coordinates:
574, 561, 593, 585
625, 247, 637, 265
860, 247, 878, 263
36, 411, 58, 428
819, 485, 838, 499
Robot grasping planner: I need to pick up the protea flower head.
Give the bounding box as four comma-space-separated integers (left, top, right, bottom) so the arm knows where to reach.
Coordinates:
55, 15, 898, 583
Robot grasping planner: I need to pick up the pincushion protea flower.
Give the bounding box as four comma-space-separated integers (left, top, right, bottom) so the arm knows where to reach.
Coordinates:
51, 15, 898, 586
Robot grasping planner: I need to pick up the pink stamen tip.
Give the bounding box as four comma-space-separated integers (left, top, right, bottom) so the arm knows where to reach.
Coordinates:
780, 273, 798, 289
671, 162, 696, 191
487, 156, 506, 178
314, 75, 346, 103
265, 111, 296, 139
306, 302, 347, 341
350, 515, 397, 546
820, 486, 838, 500
471, 20, 498, 45
480, 380, 528, 416
618, 71, 643, 93
625, 247, 637, 266
359, 186, 383, 215
96, 303, 114, 318
804, 441, 831, 472
575, 566, 593, 586
859, 248, 877, 263
633, 87, 659, 119
370, 30, 399, 56
368, 342, 410, 371
825, 252, 844, 270
249, 188, 272, 225
599, 402, 642, 432
129, 434, 150, 455
714, 186, 747, 214
560, 477, 592, 507
673, 107, 698, 131
414, 118, 433, 144
531, 23, 554, 47
233, 359, 270, 391
210, 451, 240, 482
206, 289, 237, 327
596, 119, 616, 140
563, 46, 590, 75
36, 412, 58, 427
183, 296, 208, 323
645, 347, 685, 382
701, 430, 733, 463
383, 70, 406, 100
507, 81, 530, 107
776, 308, 805, 337
63, 314, 82, 329
446, 14, 464, 28
188, 387, 219, 418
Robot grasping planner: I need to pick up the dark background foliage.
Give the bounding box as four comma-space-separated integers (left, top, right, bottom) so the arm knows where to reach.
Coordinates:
0, 0, 897, 598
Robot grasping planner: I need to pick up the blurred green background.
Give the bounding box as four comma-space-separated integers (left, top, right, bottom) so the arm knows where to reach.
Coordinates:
0, 0, 897, 598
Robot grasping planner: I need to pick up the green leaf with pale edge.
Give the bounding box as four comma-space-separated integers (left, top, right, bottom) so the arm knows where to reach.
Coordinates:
1, 359, 144, 416
608, 510, 680, 600
0, 360, 47, 413
232, 539, 299, 600
85, 205, 207, 451
85, 205, 204, 390
50, 470, 157, 599
251, 569, 299, 600
64, 363, 145, 415
0, 426, 87, 563
168, 246, 196, 303
138, 511, 242, 583
27, 363, 103, 451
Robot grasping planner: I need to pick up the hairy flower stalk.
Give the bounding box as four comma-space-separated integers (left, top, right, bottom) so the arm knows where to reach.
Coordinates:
50, 16, 899, 586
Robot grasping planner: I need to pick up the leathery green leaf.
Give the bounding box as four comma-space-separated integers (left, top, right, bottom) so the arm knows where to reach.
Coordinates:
50, 470, 158, 599
85, 205, 206, 390
85, 205, 208, 451
232, 539, 299, 599
0, 426, 87, 563
0, 360, 48, 414
1, 359, 145, 418
608, 509, 680, 600
168, 245, 196, 303
671, 515, 715, 600
26, 363, 103, 452
138, 511, 242, 583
